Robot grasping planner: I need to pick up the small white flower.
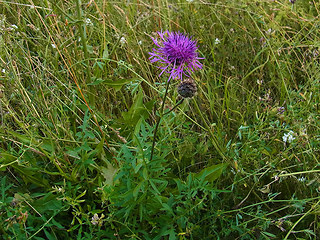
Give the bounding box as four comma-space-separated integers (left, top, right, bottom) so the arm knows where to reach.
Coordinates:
138, 40, 142, 45
257, 79, 263, 85
120, 36, 126, 45
1, 69, 5, 73
297, 177, 306, 182
85, 18, 93, 26
186, 0, 194, 2
51, 43, 57, 49
214, 38, 220, 45
11, 24, 18, 29
282, 131, 295, 143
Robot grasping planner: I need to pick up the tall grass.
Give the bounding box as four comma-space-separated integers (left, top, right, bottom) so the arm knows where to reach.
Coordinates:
1, 0, 320, 239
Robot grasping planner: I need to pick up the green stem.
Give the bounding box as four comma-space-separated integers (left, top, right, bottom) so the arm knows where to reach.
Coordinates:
284, 199, 320, 240
150, 80, 171, 162
75, 0, 94, 103
192, 98, 226, 161
163, 98, 184, 116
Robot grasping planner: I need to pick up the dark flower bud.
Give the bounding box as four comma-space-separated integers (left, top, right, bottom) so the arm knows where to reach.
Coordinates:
177, 78, 197, 98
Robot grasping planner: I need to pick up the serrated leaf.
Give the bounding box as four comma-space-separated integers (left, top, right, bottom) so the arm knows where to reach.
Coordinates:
101, 162, 118, 186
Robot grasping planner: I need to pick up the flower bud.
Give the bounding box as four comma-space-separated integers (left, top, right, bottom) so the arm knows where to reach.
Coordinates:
177, 78, 197, 98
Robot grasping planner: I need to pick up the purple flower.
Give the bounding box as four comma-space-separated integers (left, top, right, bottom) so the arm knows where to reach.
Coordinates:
149, 31, 203, 81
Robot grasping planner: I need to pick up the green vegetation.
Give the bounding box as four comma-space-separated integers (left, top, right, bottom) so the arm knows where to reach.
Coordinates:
1, 0, 320, 239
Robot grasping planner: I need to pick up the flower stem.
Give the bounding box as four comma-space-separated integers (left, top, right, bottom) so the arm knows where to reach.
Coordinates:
163, 98, 184, 116
150, 80, 171, 161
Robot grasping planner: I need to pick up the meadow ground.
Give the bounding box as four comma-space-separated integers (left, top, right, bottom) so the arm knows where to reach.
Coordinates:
0, 0, 320, 239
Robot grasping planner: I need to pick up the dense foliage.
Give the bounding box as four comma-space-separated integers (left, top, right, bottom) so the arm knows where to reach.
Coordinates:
1, 0, 319, 239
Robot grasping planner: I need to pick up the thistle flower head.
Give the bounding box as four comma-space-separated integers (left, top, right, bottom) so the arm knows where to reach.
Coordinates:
149, 31, 203, 81
178, 78, 197, 98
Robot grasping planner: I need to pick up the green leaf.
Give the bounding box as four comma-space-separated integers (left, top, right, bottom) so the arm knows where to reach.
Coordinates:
169, 228, 177, 240
0, 152, 17, 170
52, 218, 64, 229
75, 190, 86, 201
1, 176, 13, 202
7, 130, 29, 143
134, 163, 143, 173
66, 150, 81, 160
194, 163, 228, 182
262, 231, 277, 238
44, 229, 55, 240
87, 78, 104, 86
143, 167, 148, 180
34, 192, 62, 209
122, 87, 149, 127
40, 139, 55, 152
102, 43, 109, 59
104, 78, 137, 92
133, 181, 144, 199
91, 136, 106, 160
13, 166, 49, 187
87, 45, 93, 54
149, 179, 160, 194
94, 61, 105, 70
84, 131, 95, 139
101, 162, 118, 186
161, 203, 174, 216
